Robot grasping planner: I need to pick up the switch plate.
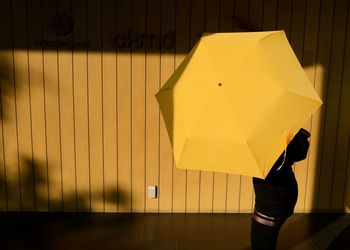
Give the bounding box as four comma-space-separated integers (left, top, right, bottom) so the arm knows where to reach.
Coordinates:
148, 185, 157, 199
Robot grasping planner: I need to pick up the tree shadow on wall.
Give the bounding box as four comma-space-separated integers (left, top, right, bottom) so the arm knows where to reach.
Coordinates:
0, 21, 128, 213
0, 155, 128, 212
0, 157, 135, 250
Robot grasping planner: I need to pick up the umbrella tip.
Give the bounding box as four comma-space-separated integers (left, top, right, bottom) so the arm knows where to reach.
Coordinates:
218, 82, 223, 87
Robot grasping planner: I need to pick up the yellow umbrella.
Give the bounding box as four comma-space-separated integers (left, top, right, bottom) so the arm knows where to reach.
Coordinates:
155, 30, 322, 178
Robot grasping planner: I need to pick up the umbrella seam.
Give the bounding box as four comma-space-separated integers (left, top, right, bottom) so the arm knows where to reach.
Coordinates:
198, 36, 223, 87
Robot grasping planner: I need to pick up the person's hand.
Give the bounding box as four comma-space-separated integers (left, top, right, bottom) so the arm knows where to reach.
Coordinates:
287, 129, 310, 162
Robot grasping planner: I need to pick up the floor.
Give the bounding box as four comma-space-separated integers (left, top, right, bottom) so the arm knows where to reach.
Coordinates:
1, 213, 350, 250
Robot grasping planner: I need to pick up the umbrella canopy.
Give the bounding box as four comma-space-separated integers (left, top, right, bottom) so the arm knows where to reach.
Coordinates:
155, 31, 322, 178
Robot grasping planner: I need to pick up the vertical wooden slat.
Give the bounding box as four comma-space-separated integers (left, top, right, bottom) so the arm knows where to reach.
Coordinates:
290, 0, 306, 62
235, 0, 249, 30
262, 0, 277, 31
306, 0, 334, 212
172, 0, 189, 213
213, 1, 240, 213
299, 0, 321, 213
0, 73, 5, 210
330, 0, 349, 212
57, 0, 77, 212
224, 0, 240, 213
87, 0, 104, 211
159, 0, 175, 212
131, 0, 146, 212
220, 0, 235, 33
249, 0, 263, 31
102, 0, 118, 213
276, 0, 292, 38
12, 0, 35, 211
117, 0, 132, 212
186, 0, 205, 213
340, 3, 350, 213
344, 137, 350, 212
332, 169, 346, 211
198, 0, 220, 213
235, 0, 253, 213
145, 0, 161, 213
212, 0, 235, 213
42, 0, 63, 211
0, 2, 11, 208
0, 44, 20, 210
72, 0, 90, 212
248, 0, 264, 212
27, 0, 49, 212
0, 101, 5, 210
289, 0, 308, 213
318, 0, 347, 212
3, 0, 22, 212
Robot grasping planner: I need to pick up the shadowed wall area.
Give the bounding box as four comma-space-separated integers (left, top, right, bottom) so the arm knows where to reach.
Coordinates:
0, 0, 350, 213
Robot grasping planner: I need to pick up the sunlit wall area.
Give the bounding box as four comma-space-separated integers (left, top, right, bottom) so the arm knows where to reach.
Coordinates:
0, 0, 349, 213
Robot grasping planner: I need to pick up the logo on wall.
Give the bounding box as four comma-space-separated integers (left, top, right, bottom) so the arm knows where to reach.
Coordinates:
34, 13, 90, 49
32, 14, 257, 50
114, 30, 175, 50
52, 13, 74, 36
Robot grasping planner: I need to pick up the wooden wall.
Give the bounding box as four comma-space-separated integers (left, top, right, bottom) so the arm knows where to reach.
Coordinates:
0, 0, 349, 213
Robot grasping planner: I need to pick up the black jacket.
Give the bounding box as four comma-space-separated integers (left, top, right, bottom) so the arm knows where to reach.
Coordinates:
253, 128, 310, 218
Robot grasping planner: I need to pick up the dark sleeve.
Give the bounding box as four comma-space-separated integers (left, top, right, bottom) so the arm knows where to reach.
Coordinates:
286, 128, 310, 162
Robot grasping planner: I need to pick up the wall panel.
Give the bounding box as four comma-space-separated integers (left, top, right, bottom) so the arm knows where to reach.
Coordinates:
330, 0, 350, 212
318, 0, 348, 212
12, 0, 35, 211
159, 0, 176, 212
1, 0, 22, 212
102, 0, 118, 213
87, 0, 104, 212
27, 0, 49, 212
171, 0, 189, 213
214, 0, 236, 213
0, 0, 349, 213
289, 0, 308, 213
340, 1, 350, 213
57, 0, 77, 212
42, 0, 63, 212
199, 0, 220, 213
131, 0, 146, 212
145, 0, 161, 213
72, 0, 91, 212
224, 0, 240, 213
235, 0, 254, 213
185, 0, 205, 213
116, 0, 132, 212
300, 0, 321, 213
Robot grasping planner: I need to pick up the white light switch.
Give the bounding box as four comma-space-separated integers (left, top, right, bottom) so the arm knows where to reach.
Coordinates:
148, 184, 157, 199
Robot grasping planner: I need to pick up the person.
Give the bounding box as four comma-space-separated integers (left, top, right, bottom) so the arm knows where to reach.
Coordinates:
251, 128, 311, 250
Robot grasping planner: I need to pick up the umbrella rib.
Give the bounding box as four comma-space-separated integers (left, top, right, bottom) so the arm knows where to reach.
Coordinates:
284, 90, 323, 105
199, 37, 226, 83
177, 137, 189, 168
220, 92, 265, 178
245, 140, 265, 178
258, 30, 282, 42
218, 92, 265, 177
